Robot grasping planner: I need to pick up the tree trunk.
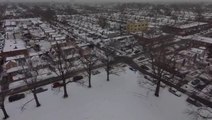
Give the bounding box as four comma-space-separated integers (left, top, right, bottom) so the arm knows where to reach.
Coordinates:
33, 91, 41, 107
1, 103, 9, 119
106, 63, 110, 82
62, 75, 68, 98
154, 79, 161, 97
88, 73, 91, 88
106, 70, 110, 82
88, 66, 92, 88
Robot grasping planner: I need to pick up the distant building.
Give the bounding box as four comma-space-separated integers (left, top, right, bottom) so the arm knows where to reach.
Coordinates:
4, 20, 16, 28
191, 36, 212, 46
3, 60, 18, 81
199, 84, 212, 102
162, 22, 211, 36
0, 39, 28, 57
127, 21, 148, 33
3, 60, 18, 72
179, 47, 206, 61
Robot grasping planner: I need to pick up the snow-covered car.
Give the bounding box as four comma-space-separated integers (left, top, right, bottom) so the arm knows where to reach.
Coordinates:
129, 67, 137, 72
140, 65, 150, 71
73, 76, 83, 82
121, 64, 127, 67
8, 93, 25, 102
188, 79, 205, 88
144, 75, 153, 81
168, 87, 182, 97
92, 70, 100, 75
186, 97, 202, 107
134, 50, 141, 54
136, 56, 146, 61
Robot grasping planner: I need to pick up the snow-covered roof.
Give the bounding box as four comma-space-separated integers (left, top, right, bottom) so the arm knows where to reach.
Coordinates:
61, 45, 75, 50
31, 19, 42, 25
51, 41, 66, 45
29, 51, 44, 57
4, 60, 17, 66
113, 35, 132, 41
6, 55, 25, 61
179, 50, 196, 57
49, 32, 59, 36
44, 29, 55, 33
12, 74, 25, 81
3, 39, 26, 52
192, 36, 212, 44
40, 23, 49, 28
5, 27, 19, 32
4, 18, 40, 22
39, 41, 51, 52
4, 20, 16, 27
29, 29, 45, 37
178, 22, 207, 29
9, 80, 25, 89
190, 48, 204, 54
55, 36, 66, 41
7, 66, 28, 73
199, 84, 212, 98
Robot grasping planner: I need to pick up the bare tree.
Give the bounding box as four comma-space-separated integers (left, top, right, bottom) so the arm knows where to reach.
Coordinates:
46, 42, 76, 98
145, 40, 177, 97
97, 16, 109, 29
194, 5, 205, 22
97, 42, 116, 82
0, 94, 9, 119
79, 44, 98, 88
118, 9, 127, 35
21, 57, 41, 107
0, 77, 9, 119
207, 45, 212, 58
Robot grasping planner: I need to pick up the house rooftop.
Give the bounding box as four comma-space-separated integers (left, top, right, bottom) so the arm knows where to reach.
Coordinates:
3, 39, 26, 52
192, 36, 212, 44
177, 22, 207, 29
6, 54, 25, 61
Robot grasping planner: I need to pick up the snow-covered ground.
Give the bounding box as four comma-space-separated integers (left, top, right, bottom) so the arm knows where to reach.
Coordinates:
1, 66, 210, 120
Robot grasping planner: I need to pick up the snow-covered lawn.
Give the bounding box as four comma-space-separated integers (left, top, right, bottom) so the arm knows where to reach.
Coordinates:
1, 66, 207, 120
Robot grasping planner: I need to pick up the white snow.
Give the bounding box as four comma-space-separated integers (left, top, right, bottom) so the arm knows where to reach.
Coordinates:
198, 108, 212, 118
192, 36, 212, 44
178, 22, 207, 29
9, 80, 25, 89
6, 55, 25, 61
3, 39, 26, 52
1, 66, 206, 120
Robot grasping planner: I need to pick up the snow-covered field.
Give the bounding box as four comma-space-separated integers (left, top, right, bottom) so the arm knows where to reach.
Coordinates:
1, 66, 206, 120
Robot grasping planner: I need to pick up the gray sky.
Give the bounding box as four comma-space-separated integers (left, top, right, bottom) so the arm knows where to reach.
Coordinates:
1, 0, 212, 3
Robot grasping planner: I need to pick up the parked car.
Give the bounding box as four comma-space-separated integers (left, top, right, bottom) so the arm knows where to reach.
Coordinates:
168, 87, 182, 97
34, 88, 48, 94
186, 97, 202, 107
129, 67, 137, 72
137, 57, 146, 61
73, 76, 83, 82
121, 64, 127, 67
9, 93, 25, 102
134, 50, 140, 54
92, 70, 100, 75
163, 75, 171, 81
188, 79, 205, 88
52, 82, 63, 88
144, 75, 153, 81
140, 65, 150, 71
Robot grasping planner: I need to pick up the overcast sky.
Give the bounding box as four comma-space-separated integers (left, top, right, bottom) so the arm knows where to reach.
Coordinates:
1, 0, 212, 3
